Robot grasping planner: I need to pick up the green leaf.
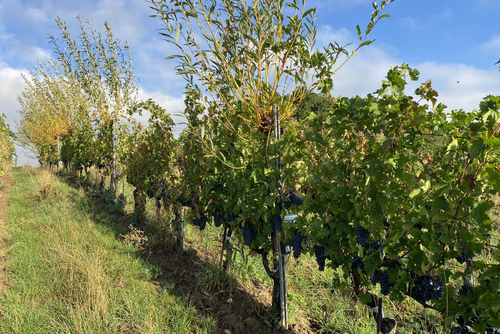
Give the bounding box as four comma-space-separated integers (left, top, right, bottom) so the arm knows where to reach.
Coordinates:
356, 25, 362, 40
359, 40, 373, 47
446, 138, 458, 152
359, 292, 372, 304
469, 138, 485, 160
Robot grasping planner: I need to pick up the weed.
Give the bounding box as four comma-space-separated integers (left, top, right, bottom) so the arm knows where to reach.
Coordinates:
121, 224, 149, 251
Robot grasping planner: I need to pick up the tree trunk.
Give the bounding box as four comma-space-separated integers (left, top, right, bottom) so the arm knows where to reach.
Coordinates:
172, 206, 184, 249
133, 187, 146, 224
110, 121, 118, 196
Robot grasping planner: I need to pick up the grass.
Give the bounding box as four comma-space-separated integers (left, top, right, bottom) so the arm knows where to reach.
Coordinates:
0, 167, 217, 334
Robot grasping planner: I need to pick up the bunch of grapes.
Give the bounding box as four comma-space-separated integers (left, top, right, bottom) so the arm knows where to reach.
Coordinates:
213, 211, 222, 227
315, 246, 326, 271
292, 235, 306, 259
147, 189, 154, 199
460, 284, 473, 296
450, 326, 475, 334
456, 255, 469, 264
352, 256, 364, 270
371, 269, 391, 295
371, 239, 383, 251
289, 193, 304, 205
270, 215, 283, 232
243, 224, 257, 246
227, 212, 237, 223
356, 226, 370, 247
486, 328, 500, 334
193, 215, 207, 231
410, 273, 444, 303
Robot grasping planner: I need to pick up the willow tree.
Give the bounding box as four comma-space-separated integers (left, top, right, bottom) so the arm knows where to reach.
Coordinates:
150, 0, 393, 323
50, 17, 138, 194
17, 60, 89, 165
150, 0, 392, 134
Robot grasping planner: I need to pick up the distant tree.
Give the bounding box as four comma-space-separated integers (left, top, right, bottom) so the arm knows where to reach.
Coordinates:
17, 60, 88, 165
50, 17, 138, 194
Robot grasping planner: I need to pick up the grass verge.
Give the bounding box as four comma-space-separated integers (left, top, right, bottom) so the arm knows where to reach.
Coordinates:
0, 167, 217, 334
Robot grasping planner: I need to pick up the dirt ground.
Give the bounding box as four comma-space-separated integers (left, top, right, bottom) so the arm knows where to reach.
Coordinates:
0, 171, 13, 293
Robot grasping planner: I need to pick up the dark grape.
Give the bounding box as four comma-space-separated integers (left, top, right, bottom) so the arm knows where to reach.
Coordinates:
292, 235, 305, 259
289, 193, 304, 205
214, 211, 222, 227
371, 239, 383, 251
243, 224, 257, 246
456, 255, 468, 264
315, 246, 326, 271
352, 256, 364, 270
371, 269, 391, 295
459, 284, 473, 296
450, 326, 475, 334
147, 189, 154, 199
227, 212, 237, 223
271, 215, 282, 233
486, 328, 500, 334
356, 226, 370, 248
193, 215, 208, 231
283, 200, 292, 209
410, 273, 443, 303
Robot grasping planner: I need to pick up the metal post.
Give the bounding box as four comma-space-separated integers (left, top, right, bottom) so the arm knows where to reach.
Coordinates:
274, 105, 288, 329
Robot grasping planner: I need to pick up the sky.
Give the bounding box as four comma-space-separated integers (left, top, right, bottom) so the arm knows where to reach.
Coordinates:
0, 0, 499, 165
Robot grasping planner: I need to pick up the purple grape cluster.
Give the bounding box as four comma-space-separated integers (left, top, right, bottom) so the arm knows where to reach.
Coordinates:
356, 226, 370, 247
270, 215, 282, 233
289, 193, 304, 205
450, 326, 475, 334
292, 235, 306, 259
352, 256, 364, 270
456, 255, 469, 264
486, 328, 500, 334
193, 215, 207, 231
147, 189, 154, 199
243, 224, 257, 246
410, 273, 444, 303
227, 212, 237, 223
213, 211, 222, 227
371, 239, 383, 250
371, 269, 391, 295
459, 284, 473, 296
315, 246, 326, 271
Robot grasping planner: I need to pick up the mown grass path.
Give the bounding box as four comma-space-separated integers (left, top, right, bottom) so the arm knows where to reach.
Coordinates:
0, 167, 217, 334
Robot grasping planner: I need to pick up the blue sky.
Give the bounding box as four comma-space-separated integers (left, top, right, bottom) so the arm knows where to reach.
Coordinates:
1, 0, 499, 165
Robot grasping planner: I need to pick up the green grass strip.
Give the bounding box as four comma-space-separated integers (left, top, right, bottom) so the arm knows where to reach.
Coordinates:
0, 167, 216, 334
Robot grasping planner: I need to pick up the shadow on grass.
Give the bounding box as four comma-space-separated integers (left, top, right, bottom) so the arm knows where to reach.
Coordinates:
57, 170, 301, 334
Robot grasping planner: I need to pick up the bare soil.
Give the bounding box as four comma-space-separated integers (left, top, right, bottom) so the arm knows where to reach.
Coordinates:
0, 171, 14, 293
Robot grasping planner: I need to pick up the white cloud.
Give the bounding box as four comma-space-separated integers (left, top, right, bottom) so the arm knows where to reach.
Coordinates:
26, 5, 49, 24
399, 17, 420, 31
431, 7, 453, 20
0, 62, 37, 165
330, 46, 500, 113
482, 36, 500, 52
137, 88, 187, 137
317, 26, 354, 48
23, 46, 51, 63
408, 62, 500, 112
